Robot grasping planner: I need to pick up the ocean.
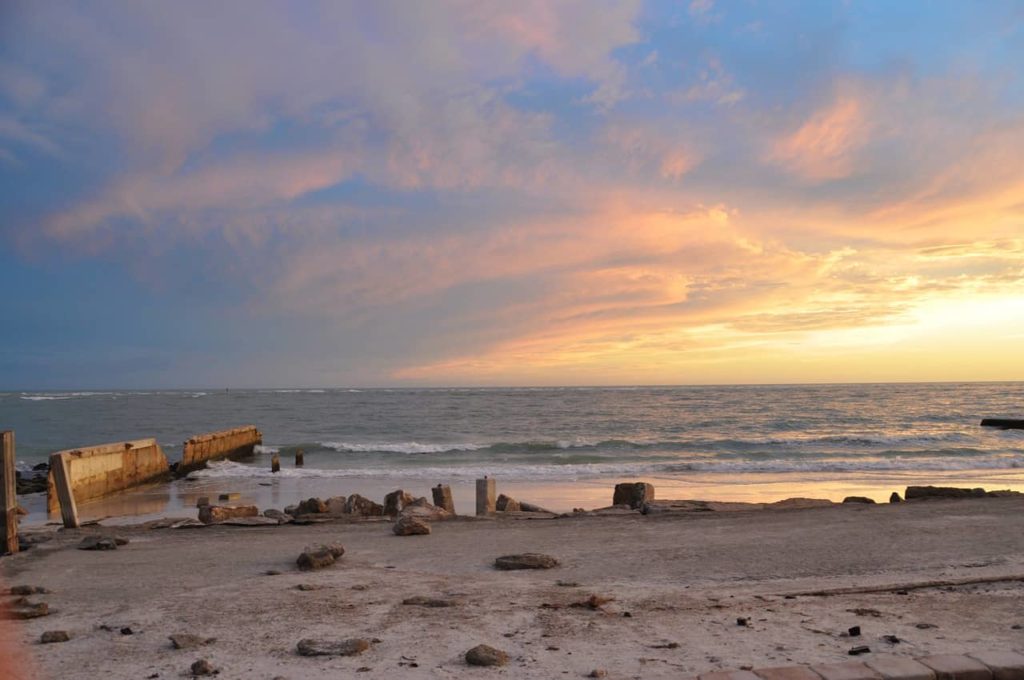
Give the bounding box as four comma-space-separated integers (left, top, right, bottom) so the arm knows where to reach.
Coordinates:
4, 383, 1024, 518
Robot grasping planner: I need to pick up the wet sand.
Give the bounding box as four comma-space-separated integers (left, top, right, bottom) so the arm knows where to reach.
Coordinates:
4, 497, 1024, 679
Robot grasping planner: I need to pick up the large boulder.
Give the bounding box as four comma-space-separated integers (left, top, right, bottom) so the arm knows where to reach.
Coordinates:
199, 504, 259, 524
400, 498, 452, 521
496, 494, 521, 512
294, 497, 328, 515
393, 516, 431, 536
905, 486, 986, 500
384, 489, 414, 517
494, 553, 560, 570
325, 496, 348, 515
345, 494, 384, 517
613, 482, 655, 509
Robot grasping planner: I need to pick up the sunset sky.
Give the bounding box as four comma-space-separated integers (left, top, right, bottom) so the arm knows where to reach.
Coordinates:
1, 1, 1023, 388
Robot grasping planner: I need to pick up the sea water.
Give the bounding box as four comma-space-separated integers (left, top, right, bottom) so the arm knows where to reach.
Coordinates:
4, 383, 1024, 518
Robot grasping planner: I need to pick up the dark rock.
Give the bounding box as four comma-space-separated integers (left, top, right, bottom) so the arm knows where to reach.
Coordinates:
612, 482, 655, 509
848, 625, 861, 636
393, 516, 431, 536
40, 630, 70, 644
848, 646, 871, 655
980, 418, 1024, 429
890, 492, 903, 503
916, 623, 938, 629
296, 638, 370, 656
295, 497, 328, 515
120, 626, 134, 635
196, 497, 211, 508
32, 462, 50, 471
10, 585, 48, 595
842, 496, 876, 504
494, 553, 559, 570
905, 486, 986, 500
218, 492, 240, 501
7, 601, 49, 619
296, 583, 323, 591
496, 494, 521, 512
384, 489, 414, 517
402, 596, 455, 607
190, 658, 215, 675
465, 644, 509, 667
198, 504, 258, 524
737, 617, 749, 627
170, 633, 216, 650
589, 671, 608, 678
345, 494, 384, 517
78, 535, 119, 550
882, 634, 900, 644
297, 543, 345, 571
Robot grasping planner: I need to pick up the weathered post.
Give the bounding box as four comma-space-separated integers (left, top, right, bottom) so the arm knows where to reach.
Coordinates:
475, 476, 495, 516
432, 483, 455, 514
294, 449, 304, 467
1, 431, 18, 554
271, 452, 281, 473
49, 451, 80, 529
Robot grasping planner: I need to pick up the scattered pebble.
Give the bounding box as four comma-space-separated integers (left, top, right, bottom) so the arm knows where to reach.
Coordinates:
882, 634, 900, 644
916, 623, 938, 629
190, 658, 215, 676
296, 638, 371, 657
40, 630, 70, 644
465, 644, 509, 667
737, 617, 749, 627
402, 596, 455, 607
120, 626, 134, 635
849, 646, 871, 655
588, 670, 607, 678
848, 625, 861, 637
494, 553, 560, 570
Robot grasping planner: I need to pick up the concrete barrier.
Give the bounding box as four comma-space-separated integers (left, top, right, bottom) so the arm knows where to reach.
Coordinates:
47, 439, 171, 516
179, 425, 262, 475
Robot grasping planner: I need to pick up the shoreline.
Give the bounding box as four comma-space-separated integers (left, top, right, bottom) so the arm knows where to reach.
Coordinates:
4, 497, 1024, 679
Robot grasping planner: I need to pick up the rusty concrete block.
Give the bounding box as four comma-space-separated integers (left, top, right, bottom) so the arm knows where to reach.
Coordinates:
967, 653, 1024, 680
812, 662, 882, 680
755, 666, 824, 680
918, 656, 992, 680
701, 670, 763, 680
865, 656, 936, 680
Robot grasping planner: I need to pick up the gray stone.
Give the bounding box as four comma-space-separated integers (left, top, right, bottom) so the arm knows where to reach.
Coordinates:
842, 496, 876, 504
865, 655, 937, 680
40, 630, 70, 644
393, 516, 431, 536
345, 494, 384, 517
967, 652, 1024, 680
400, 498, 451, 521
296, 638, 370, 657
384, 489, 414, 517
494, 553, 559, 570
78, 535, 123, 550
170, 633, 216, 650
613, 482, 655, 509
465, 644, 509, 667
918, 655, 992, 680
297, 542, 345, 570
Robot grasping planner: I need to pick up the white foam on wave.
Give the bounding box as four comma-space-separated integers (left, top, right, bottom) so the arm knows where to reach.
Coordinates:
254, 444, 280, 454
20, 391, 115, 401
319, 441, 490, 454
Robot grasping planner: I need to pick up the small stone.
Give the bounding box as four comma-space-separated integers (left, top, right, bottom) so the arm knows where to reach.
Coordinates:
120, 626, 134, 635
848, 625, 861, 637
465, 644, 509, 667
8, 601, 49, 619
589, 671, 608, 678
10, 585, 48, 595
737, 617, 749, 626
494, 553, 559, 570
890, 492, 903, 503
296, 583, 323, 591
402, 596, 455, 607
296, 638, 371, 657
1012, 624, 1022, 630
190, 658, 215, 676
40, 630, 70, 644
882, 634, 900, 644
265, 570, 282, 576
393, 516, 431, 536
849, 646, 871, 656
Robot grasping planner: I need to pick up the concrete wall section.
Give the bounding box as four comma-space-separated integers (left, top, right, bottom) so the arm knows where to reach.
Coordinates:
179, 425, 262, 474
46, 439, 170, 515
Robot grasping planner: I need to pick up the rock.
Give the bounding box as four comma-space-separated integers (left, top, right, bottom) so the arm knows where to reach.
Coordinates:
296, 638, 370, 657
195, 496, 210, 507
848, 625, 861, 636
393, 516, 431, 536
7, 601, 49, 619
905, 486, 986, 500
218, 492, 240, 501
519, 501, 552, 513
32, 462, 49, 471
402, 596, 455, 607
294, 497, 328, 515
78, 535, 120, 550
496, 494, 521, 512
10, 585, 48, 595
612, 482, 655, 509
848, 646, 871, 656
432, 484, 455, 513
384, 489, 414, 517
588, 670, 608, 678
262, 509, 293, 523
283, 504, 298, 515
120, 627, 134, 635
190, 658, 215, 675
890, 492, 903, 503
494, 553, 560, 570
295, 583, 323, 591
326, 496, 348, 515
399, 498, 451, 521
737, 617, 749, 626
771, 497, 834, 509
221, 516, 279, 526
465, 644, 509, 667
297, 543, 345, 571
198, 504, 259, 524
842, 496, 876, 504
40, 630, 70, 644
345, 494, 384, 517
170, 633, 216, 650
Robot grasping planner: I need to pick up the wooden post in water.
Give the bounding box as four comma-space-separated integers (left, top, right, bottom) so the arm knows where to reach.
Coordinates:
433, 483, 455, 514
475, 476, 495, 516
294, 449, 304, 467
49, 451, 80, 529
1, 431, 18, 554
271, 452, 281, 473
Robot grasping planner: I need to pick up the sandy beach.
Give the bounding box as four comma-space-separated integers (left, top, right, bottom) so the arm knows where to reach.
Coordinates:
4, 496, 1024, 679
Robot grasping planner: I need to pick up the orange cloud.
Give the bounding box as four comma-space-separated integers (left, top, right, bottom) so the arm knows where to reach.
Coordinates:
769, 94, 869, 181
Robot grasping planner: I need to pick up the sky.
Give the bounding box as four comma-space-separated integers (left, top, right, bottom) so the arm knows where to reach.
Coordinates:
1, 1, 1023, 389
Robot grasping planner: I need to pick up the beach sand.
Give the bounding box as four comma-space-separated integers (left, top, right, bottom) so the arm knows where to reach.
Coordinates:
3, 497, 1024, 679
